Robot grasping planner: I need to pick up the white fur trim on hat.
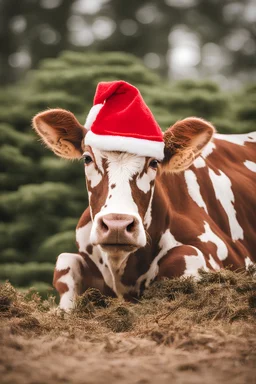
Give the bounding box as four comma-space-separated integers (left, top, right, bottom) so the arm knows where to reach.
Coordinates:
84, 130, 165, 160
84, 104, 104, 129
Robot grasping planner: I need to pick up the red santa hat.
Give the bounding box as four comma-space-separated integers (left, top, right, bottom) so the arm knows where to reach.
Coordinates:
84, 80, 164, 160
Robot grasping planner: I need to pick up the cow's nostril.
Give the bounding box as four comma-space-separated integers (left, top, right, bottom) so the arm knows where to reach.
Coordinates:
100, 218, 109, 233
126, 221, 135, 233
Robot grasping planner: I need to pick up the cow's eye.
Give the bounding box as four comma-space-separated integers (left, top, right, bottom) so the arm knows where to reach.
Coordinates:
83, 155, 93, 165
149, 159, 158, 169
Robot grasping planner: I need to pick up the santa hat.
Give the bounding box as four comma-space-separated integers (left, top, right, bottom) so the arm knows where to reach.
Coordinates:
84, 80, 164, 160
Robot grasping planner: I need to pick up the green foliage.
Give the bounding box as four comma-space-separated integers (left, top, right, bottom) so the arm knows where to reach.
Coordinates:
0, 262, 54, 287
37, 231, 76, 262
0, 51, 255, 293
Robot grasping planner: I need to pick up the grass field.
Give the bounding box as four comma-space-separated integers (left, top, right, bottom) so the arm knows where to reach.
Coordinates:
0, 268, 255, 384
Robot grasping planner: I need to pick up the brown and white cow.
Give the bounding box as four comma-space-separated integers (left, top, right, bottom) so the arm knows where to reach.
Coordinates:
33, 109, 256, 310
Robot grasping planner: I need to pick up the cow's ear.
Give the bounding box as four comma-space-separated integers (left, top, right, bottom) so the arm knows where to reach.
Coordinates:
161, 117, 215, 173
32, 108, 87, 159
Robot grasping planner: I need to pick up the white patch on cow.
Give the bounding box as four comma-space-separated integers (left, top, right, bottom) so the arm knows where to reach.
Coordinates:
208, 254, 221, 270
56, 253, 86, 311
58, 273, 76, 311
198, 221, 228, 261
144, 186, 155, 229
215, 132, 256, 146
202, 141, 216, 158
137, 163, 155, 193
184, 169, 208, 213
76, 222, 92, 253
244, 160, 256, 173
244, 256, 254, 270
56, 252, 73, 271
193, 156, 206, 168
101, 151, 145, 216
183, 247, 208, 279
208, 168, 244, 241
85, 165, 102, 188
135, 230, 182, 292
90, 150, 149, 247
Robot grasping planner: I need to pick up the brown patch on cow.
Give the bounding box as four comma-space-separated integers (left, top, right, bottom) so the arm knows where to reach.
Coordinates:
158, 246, 197, 279
110, 183, 116, 189
76, 207, 91, 229
53, 268, 70, 294
81, 253, 103, 279
55, 281, 69, 295
86, 245, 93, 255
99, 258, 103, 264
108, 195, 112, 199
86, 159, 109, 218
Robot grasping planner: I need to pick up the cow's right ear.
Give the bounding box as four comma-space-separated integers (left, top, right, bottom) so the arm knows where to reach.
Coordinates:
161, 117, 215, 173
32, 108, 87, 159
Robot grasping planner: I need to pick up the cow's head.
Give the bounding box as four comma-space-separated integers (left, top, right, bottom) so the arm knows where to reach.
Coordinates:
33, 108, 214, 261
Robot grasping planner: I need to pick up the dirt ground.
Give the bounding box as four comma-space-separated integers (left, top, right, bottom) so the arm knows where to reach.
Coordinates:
0, 269, 256, 384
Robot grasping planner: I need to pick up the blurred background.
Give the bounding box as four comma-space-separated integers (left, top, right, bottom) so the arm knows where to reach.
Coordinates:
1, 0, 256, 88
0, 0, 255, 298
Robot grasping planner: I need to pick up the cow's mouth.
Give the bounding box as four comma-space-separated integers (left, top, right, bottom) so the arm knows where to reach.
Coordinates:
100, 244, 138, 253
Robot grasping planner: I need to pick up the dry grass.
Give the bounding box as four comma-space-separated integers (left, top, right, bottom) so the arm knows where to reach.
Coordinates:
0, 268, 255, 384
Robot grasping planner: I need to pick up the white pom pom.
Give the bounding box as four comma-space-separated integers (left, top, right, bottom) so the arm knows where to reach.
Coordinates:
84, 104, 104, 129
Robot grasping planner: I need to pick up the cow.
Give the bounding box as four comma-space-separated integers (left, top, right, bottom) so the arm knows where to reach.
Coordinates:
33, 81, 256, 311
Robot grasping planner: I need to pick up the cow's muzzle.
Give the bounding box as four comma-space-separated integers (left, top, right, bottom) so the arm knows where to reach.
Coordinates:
94, 213, 141, 250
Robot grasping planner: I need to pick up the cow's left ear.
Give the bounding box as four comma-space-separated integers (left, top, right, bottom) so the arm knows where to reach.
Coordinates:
32, 108, 87, 159
161, 117, 215, 173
